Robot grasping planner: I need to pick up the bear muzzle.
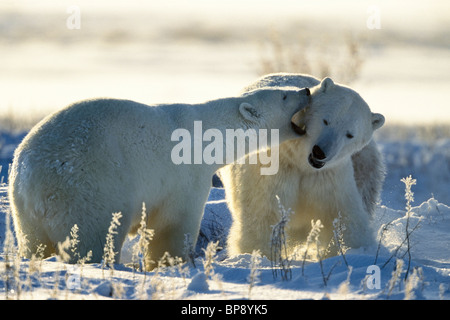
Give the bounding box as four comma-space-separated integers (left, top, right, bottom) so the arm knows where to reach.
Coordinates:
291, 108, 307, 136
290, 87, 311, 136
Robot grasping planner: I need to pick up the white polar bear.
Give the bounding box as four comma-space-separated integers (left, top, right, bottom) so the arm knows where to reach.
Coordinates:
219, 73, 385, 258
9, 87, 310, 268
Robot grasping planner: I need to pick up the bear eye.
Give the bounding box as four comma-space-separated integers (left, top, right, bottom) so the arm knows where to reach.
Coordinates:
323, 119, 329, 126
283, 94, 287, 100
346, 133, 354, 139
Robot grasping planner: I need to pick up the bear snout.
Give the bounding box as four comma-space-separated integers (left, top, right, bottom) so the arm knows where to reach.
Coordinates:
291, 120, 306, 136
291, 108, 307, 136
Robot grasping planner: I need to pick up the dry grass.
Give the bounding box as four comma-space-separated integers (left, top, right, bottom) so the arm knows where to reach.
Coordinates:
257, 29, 364, 84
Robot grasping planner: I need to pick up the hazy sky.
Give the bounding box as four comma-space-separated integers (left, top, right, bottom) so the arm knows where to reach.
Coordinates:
0, 0, 449, 124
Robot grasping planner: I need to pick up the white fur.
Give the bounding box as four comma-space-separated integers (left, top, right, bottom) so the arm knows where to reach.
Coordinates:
219, 73, 386, 257
9, 87, 310, 266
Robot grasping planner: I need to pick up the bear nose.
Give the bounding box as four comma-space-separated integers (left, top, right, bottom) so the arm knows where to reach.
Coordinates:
312, 145, 326, 160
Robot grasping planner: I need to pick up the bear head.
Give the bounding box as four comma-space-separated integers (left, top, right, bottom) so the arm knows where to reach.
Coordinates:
291, 77, 385, 170
240, 87, 311, 140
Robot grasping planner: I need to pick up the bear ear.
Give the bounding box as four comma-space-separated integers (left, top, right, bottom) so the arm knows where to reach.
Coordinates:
319, 77, 335, 93
239, 102, 261, 123
371, 113, 385, 130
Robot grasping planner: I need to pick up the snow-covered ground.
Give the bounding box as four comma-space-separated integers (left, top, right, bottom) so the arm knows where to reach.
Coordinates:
0, 129, 449, 301
1, 0, 449, 301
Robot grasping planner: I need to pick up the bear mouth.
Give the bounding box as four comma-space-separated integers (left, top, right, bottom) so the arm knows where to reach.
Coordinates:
308, 154, 326, 169
291, 109, 307, 136
291, 121, 306, 136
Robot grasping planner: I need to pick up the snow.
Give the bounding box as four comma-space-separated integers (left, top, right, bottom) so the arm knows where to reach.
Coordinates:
1, 131, 450, 300
1, 0, 449, 301
187, 272, 210, 293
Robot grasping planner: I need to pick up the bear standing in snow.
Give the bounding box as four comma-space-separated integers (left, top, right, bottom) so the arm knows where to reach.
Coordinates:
219, 73, 385, 258
9, 87, 310, 268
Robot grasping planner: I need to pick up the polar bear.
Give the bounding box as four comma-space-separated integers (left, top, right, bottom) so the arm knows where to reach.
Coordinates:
9, 87, 310, 268
219, 73, 385, 258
